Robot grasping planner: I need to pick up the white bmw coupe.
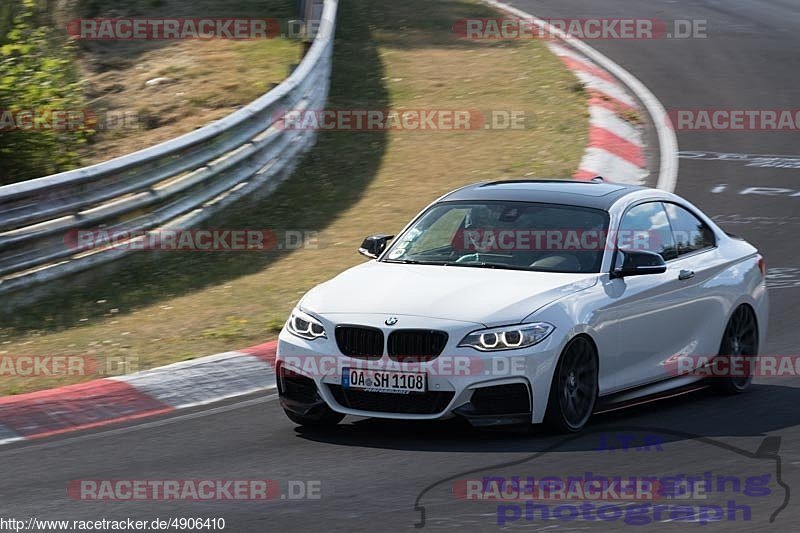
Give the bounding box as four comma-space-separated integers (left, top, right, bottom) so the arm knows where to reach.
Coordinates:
276, 180, 768, 432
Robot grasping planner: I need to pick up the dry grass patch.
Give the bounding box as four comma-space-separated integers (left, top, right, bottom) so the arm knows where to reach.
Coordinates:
80, 38, 300, 163
71, 0, 301, 163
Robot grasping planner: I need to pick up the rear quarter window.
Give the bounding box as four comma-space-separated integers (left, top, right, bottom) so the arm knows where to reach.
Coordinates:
664, 203, 716, 256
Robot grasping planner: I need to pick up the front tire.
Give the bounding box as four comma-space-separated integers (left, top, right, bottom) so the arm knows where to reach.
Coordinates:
544, 336, 599, 433
712, 305, 758, 394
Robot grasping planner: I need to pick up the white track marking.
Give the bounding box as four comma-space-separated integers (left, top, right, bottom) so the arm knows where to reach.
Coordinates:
679, 150, 800, 169
767, 267, 800, 290
0, 424, 23, 445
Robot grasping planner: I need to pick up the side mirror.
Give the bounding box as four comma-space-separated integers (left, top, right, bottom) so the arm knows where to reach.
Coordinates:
358, 234, 394, 259
612, 249, 667, 278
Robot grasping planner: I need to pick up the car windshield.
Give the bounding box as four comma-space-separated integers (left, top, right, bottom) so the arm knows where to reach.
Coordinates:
382, 201, 610, 273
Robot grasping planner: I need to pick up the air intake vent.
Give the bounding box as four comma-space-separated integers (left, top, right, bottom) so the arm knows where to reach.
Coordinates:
387, 330, 448, 362
335, 326, 384, 360
329, 386, 454, 414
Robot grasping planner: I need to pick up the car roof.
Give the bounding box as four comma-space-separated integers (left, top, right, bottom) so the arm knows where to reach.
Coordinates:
440, 179, 647, 211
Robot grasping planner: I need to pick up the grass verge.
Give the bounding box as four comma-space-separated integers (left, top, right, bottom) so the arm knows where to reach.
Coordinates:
0, 0, 589, 395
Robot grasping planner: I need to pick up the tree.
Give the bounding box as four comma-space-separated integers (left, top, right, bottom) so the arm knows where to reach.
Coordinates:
0, 0, 90, 185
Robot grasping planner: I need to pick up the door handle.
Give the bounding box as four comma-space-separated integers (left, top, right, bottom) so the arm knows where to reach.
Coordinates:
678, 269, 695, 281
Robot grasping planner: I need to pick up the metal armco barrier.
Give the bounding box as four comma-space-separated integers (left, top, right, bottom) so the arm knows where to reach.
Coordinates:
0, 0, 338, 296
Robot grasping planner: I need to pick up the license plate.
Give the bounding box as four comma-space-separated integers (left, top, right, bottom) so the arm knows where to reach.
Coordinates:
342, 368, 427, 394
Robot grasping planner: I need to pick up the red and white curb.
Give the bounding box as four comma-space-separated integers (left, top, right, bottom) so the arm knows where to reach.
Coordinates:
484, 0, 678, 191
0, 341, 277, 445
546, 42, 647, 185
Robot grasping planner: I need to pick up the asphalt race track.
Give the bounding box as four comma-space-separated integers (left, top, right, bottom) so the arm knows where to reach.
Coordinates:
2, 1, 799, 531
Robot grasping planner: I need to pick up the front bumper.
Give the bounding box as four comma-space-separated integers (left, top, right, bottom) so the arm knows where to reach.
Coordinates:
276, 313, 563, 424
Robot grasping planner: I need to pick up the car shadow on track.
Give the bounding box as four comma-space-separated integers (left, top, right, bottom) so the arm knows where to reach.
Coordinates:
292, 383, 800, 453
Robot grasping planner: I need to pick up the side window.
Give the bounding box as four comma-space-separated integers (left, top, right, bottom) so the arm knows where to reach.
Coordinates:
663, 203, 715, 256
618, 202, 677, 261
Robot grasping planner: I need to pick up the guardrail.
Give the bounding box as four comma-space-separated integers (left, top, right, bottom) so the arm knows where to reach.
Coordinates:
0, 0, 337, 297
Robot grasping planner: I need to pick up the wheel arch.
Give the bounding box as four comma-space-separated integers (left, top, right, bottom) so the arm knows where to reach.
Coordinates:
719, 301, 760, 353
542, 333, 600, 432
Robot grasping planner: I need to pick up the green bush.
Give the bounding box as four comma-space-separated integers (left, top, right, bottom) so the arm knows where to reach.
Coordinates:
0, 4, 13, 43
0, 0, 90, 185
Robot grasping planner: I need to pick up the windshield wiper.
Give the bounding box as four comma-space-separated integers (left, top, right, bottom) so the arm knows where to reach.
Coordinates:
382, 258, 449, 265
383, 258, 530, 271
446, 262, 531, 271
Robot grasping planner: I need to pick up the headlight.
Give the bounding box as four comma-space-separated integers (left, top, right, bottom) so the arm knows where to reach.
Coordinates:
458, 322, 554, 351
286, 309, 327, 340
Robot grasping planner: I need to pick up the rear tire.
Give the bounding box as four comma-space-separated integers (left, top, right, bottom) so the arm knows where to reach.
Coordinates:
544, 336, 599, 433
712, 305, 758, 394
284, 407, 344, 427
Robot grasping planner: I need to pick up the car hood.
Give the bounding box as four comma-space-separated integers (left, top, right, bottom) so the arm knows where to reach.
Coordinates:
300, 261, 598, 326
